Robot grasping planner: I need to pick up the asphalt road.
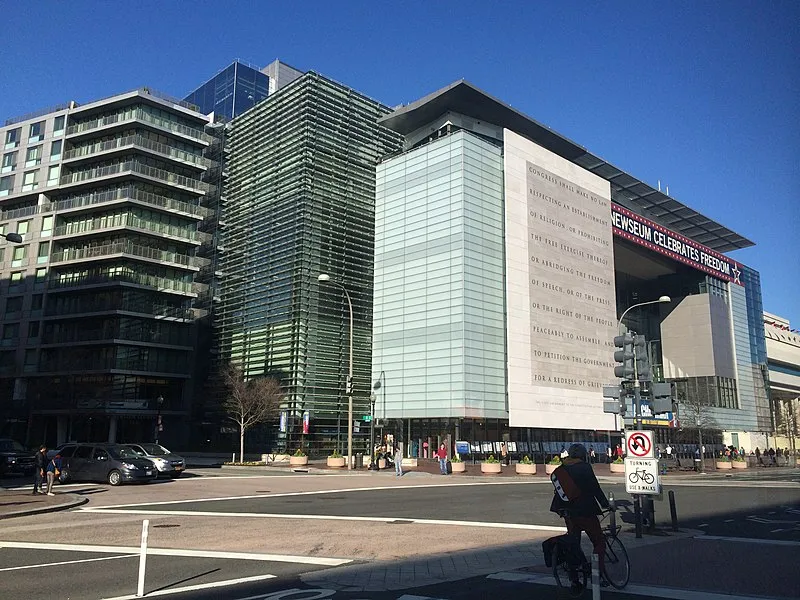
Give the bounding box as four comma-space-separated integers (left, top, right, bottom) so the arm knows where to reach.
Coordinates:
116, 479, 800, 541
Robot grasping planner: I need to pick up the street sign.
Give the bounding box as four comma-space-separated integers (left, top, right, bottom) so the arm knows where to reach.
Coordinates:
352, 421, 360, 433
362, 415, 372, 422
624, 457, 660, 495
626, 430, 654, 458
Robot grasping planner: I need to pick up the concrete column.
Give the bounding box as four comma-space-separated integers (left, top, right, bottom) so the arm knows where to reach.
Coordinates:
108, 416, 118, 443
56, 417, 68, 446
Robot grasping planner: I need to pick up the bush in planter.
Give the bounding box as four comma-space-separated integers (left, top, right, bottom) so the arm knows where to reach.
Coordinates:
613, 457, 623, 464
451, 454, 462, 463
548, 455, 562, 466
521, 455, 533, 465
484, 454, 499, 463
329, 450, 342, 458
293, 448, 307, 457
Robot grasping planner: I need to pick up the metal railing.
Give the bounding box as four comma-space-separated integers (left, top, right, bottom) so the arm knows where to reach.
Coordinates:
65, 107, 210, 143
50, 240, 194, 267
48, 271, 194, 294
4, 103, 72, 126
53, 212, 198, 241
60, 160, 209, 192
53, 186, 206, 217
63, 133, 210, 167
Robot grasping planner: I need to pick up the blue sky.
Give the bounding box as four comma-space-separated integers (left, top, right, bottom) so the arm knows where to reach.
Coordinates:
2, 1, 798, 322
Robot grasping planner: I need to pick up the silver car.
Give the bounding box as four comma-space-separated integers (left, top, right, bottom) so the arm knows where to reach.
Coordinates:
124, 443, 186, 478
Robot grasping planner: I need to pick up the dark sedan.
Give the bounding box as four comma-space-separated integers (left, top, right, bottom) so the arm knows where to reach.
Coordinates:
0, 439, 36, 476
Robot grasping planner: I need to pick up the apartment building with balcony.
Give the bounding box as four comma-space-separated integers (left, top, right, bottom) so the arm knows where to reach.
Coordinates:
0, 89, 216, 447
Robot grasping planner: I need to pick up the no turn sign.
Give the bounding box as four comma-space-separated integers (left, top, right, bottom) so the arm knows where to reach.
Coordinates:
626, 430, 654, 458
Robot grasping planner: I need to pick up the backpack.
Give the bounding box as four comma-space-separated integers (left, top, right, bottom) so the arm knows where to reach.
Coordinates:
550, 464, 582, 502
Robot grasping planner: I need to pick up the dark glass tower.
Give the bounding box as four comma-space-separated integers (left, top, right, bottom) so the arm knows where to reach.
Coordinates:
217, 72, 403, 454
184, 61, 270, 120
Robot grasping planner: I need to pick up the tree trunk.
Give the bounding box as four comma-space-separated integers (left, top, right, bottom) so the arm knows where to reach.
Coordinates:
240, 423, 245, 464
698, 428, 705, 473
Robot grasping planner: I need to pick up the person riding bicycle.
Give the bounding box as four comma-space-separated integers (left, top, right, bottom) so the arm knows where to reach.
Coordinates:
550, 443, 611, 583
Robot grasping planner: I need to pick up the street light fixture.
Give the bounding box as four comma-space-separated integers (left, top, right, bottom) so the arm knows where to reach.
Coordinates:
317, 273, 354, 470
617, 295, 671, 431
2, 233, 23, 244
370, 371, 386, 469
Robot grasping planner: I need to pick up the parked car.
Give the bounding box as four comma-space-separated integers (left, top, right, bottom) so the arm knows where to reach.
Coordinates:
0, 438, 36, 476
58, 443, 158, 486
123, 443, 186, 478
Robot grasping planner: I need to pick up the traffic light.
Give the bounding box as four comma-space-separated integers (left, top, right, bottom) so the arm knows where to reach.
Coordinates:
650, 382, 674, 413
613, 333, 635, 380
345, 375, 353, 394
634, 335, 651, 381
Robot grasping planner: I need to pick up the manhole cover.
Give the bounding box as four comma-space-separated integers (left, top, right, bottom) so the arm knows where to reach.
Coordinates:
256, 490, 271, 493
388, 519, 414, 525
153, 524, 181, 528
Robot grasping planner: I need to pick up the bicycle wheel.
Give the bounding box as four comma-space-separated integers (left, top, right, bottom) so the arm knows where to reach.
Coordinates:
552, 549, 587, 597
643, 472, 655, 484
628, 472, 639, 483
602, 534, 630, 589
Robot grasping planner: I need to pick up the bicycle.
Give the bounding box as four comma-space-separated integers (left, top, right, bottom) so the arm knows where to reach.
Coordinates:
627, 468, 655, 485
550, 508, 631, 597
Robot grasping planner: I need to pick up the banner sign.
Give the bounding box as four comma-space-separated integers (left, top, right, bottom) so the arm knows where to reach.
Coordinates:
611, 203, 742, 286
302, 411, 310, 435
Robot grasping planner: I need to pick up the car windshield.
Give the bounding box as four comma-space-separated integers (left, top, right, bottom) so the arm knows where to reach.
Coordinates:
139, 444, 169, 456
0, 440, 26, 452
109, 447, 140, 460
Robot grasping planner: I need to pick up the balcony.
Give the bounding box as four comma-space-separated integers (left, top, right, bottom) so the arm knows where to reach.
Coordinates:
53, 213, 199, 243
50, 240, 197, 269
60, 160, 208, 194
65, 107, 210, 144
63, 134, 210, 169
48, 271, 196, 296
53, 185, 207, 218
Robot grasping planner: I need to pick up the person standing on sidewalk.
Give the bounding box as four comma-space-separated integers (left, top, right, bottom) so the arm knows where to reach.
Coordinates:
45, 454, 61, 496
500, 442, 509, 466
394, 441, 403, 477
436, 443, 448, 475
32, 445, 47, 495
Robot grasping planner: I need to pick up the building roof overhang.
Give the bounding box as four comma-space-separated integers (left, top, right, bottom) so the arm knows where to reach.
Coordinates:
380, 80, 754, 253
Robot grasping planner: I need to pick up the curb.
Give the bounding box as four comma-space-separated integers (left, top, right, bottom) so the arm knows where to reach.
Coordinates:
0, 493, 88, 520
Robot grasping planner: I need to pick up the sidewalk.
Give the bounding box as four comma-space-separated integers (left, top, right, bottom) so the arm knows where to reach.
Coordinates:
0, 489, 88, 519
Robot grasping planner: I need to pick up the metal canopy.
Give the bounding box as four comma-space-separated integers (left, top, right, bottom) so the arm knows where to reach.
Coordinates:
381, 80, 754, 253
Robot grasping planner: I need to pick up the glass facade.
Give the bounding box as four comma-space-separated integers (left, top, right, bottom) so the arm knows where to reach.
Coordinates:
218, 72, 403, 454
373, 130, 506, 421
184, 62, 270, 120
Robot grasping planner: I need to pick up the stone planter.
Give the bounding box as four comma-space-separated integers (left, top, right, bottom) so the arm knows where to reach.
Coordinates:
609, 462, 625, 474
451, 461, 466, 473
481, 462, 502, 474
715, 460, 732, 470
289, 455, 308, 466
327, 456, 346, 468
731, 460, 747, 469
378, 458, 387, 469
545, 463, 560, 475
515, 463, 537, 475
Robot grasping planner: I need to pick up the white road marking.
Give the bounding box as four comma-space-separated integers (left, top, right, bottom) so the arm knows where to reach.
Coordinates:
697, 523, 708, 527
0, 541, 351, 566
771, 528, 786, 533
0, 553, 136, 572
487, 571, 785, 600
79, 508, 567, 532
101, 573, 277, 599
696, 535, 800, 547
81, 480, 538, 511
397, 595, 450, 600
723, 519, 735, 523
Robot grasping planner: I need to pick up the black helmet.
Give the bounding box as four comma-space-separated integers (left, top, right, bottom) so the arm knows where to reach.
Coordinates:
568, 443, 588, 461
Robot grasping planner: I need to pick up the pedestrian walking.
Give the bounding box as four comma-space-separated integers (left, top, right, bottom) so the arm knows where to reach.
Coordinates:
768, 447, 776, 465
394, 441, 403, 477
32, 445, 47, 495
500, 442, 509, 466
755, 447, 762, 466
589, 446, 596, 464
436, 443, 448, 475
606, 446, 613, 463
45, 454, 61, 496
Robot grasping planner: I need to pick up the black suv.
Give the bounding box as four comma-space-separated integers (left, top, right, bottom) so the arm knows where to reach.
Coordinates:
57, 443, 158, 486
0, 438, 36, 476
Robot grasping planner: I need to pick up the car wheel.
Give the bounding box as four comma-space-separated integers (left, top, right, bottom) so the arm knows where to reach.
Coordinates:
58, 469, 70, 484
108, 469, 122, 486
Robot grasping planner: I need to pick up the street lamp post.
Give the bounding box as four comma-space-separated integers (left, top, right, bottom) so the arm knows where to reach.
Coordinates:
2, 233, 23, 244
371, 371, 386, 469
155, 395, 164, 445
318, 274, 354, 470
617, 296, 671, 430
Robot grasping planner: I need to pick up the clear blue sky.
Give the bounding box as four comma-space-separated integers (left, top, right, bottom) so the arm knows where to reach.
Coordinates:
3, 1, 798, 323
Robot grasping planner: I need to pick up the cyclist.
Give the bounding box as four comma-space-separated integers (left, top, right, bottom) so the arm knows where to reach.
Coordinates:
550, 443, 611, 584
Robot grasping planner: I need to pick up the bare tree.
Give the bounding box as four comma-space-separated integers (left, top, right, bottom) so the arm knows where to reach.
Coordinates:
222, 363, 283, 463
676, 387, 718, 473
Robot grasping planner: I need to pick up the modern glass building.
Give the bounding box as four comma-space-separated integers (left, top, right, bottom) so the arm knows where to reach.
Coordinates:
373, 81, 770, 459
216, 72, 403, 453
0, 89, 217, 447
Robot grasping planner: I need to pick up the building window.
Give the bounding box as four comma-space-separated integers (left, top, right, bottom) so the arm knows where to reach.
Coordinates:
40, 215, 53, 236
0, 175, 13, 197
5, 296, 22, 315
35, 267, 47, 280
11, 245, 27, 267
10, 271, 23, 285
28, 321, 40, 339
47, 165, 60, 186
2, 151, 16, 173
31, 294, 43, 312
53, 115, 65, 135
28, 121, 45, 142
24, 349, 37, 372
17, 220, 30, 236
25, 145, 42, 167
3, 322, 20, 343
37, 241, 49, 263
50, 139, 62, 160
22, 170, 39, 191
4, 128, 21, 149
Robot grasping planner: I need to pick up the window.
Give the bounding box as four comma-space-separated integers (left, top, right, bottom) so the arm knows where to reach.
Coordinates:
17, 220, 30, 235
40, 215, 53, 236
11, 245, 27, 267
0, 175, 13, 196
50, 139, 62, 160
3, 323, 20, 341
74, 446, 93, 459
25, 145, 42, 167
53, 115, 65, 135
37, 241, 49, 263
28, 321, 40, 338
24, 349, 37, 371
0, 248, 4, 262
5, 128, 20, 149
10, 271, 23, 285
93, 448, 109, 461
5, 297, 22, 314
28, 121, 45, 142
35, 267, 47, 280
31, 294, 43, 311
2, 152, 16, 173
22, 170, 39, 191
47, 165, 60, 186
